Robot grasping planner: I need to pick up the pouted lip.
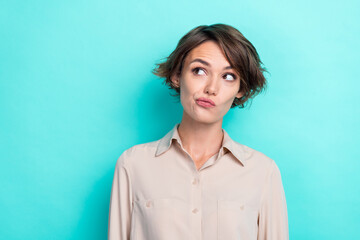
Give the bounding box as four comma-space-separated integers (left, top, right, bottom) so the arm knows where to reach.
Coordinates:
196, 97, 216, 106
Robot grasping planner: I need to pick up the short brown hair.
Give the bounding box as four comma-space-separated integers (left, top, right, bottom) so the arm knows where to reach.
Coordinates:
152, 23, 268, 108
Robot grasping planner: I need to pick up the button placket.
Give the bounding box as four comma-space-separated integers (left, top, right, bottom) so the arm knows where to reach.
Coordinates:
190, 173, 202, 239
191, 177, 200, 213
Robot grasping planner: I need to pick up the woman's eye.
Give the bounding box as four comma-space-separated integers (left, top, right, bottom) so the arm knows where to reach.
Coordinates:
192, 67, 236, 81
192, 67, 206, 76
224, 73, 237, 81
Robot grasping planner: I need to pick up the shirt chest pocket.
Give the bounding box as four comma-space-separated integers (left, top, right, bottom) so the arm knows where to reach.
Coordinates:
131, 198, 191, 240
217, 199, 258, 240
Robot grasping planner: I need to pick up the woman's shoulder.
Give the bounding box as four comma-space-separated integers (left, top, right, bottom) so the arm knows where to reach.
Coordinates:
114, 139, 161, 166
231, 140, 277, 170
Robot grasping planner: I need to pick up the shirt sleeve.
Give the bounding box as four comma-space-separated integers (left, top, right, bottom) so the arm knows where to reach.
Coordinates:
258, 160, 289, 240
108, 154, 133, 240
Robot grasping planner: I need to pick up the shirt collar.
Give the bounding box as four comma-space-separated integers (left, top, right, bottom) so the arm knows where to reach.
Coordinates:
155, 123, 247, 166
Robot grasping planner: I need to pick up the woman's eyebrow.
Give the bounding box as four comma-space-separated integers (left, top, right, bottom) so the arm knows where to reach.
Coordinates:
189, 58, 233, 70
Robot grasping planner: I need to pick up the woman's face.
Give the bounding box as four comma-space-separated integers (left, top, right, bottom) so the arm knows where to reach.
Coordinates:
171, 40, 243, 124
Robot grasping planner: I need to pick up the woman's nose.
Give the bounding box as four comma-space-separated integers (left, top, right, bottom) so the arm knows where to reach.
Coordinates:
204, 77, 219, 95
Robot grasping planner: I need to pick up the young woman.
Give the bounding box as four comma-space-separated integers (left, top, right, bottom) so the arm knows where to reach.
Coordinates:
108, 23, 288, 240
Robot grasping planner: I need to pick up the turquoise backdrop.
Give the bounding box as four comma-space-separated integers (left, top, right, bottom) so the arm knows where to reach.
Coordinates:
1, 0, 359, 239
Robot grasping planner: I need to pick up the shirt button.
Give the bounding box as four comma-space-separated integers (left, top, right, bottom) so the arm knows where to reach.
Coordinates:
192, 178, 198, 185
192, 208, 199, 214
146, 200, 152, 207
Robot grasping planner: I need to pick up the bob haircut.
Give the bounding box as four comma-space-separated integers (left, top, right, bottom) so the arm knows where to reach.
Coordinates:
152, 23, 268, 109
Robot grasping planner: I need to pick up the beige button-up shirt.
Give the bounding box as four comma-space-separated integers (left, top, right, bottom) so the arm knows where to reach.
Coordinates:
108, 123, 288, 240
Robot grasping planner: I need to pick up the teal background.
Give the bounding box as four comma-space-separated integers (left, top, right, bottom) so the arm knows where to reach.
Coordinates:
1, 0, 359, 239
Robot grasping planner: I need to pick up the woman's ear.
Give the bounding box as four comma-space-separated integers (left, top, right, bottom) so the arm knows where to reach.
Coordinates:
171, 72, 180, 88
235, 90, 244, 99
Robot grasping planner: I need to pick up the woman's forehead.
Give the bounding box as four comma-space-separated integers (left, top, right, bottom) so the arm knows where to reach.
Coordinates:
184, 43, 231, 69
